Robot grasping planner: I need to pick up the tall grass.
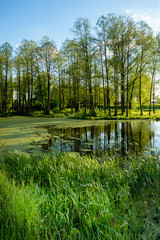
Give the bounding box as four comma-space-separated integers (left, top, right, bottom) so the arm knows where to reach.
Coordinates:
0, 151, 160, 239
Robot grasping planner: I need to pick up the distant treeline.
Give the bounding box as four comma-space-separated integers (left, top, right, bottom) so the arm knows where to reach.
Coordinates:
0, 13, 159, 116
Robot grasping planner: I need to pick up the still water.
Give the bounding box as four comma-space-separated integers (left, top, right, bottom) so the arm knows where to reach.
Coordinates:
30, 120, 160, 156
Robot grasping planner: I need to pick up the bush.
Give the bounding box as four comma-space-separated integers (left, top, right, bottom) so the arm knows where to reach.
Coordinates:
61, 108, 72, 116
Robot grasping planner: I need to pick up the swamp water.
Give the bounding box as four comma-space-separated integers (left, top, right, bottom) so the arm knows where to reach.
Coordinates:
1, 118, 160, 156
34, 120, 160, 156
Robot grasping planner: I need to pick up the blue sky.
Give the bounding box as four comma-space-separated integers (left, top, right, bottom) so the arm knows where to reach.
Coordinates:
1, 0, 160, 49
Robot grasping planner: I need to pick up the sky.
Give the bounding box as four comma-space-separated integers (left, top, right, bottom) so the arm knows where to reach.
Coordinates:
1, 0, 160, 50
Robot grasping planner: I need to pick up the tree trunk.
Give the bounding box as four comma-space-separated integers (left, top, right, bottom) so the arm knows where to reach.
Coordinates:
121, 35, 125, 115
139, 46, 144, 116
114, 50, 118, 116
18, 66, 21, 111
68, 60, 72, 111
47, 71, 50, 114
30, 58, 33, 111
27, 62, 31, 113
139, 69, 142, 115
104, 45, 110, 115
37, 64, 44, 111
153, 75, 155, 114
87, 57, 95, 115
99, 45, 106, 113
4, 61, 9, 115
126, 42, 129, 117
149, 66, 155, 115
129, 81, 135, 109
0, 61, 3, 114
58, 72, 61, 111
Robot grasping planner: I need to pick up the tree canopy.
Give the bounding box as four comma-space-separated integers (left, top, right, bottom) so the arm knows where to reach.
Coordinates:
0, 13, 159, 116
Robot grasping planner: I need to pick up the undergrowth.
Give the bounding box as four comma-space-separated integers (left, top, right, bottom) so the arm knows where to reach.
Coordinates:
0, 151, 160, 239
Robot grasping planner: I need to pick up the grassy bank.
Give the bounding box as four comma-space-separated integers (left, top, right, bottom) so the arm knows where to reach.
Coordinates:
68, 109, 160, 120
5, 108, 160, 120
31, 108, 160, 120
0, 151, 160, 239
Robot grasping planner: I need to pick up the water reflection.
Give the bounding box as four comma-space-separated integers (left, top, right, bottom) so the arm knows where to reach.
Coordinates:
33, 120, 160, 157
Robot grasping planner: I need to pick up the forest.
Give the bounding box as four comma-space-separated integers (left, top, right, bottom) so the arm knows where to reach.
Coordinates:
0, 13, 160, 117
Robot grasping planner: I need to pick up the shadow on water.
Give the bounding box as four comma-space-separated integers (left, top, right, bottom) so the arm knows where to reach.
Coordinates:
31, 120, 160, 157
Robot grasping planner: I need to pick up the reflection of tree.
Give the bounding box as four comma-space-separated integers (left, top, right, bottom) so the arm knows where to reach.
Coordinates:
131, 121, 152, 153
74, 128, 81, 153
91, 126, 95, 151
126, 122, 129, 152
139, 122, 142, 152
42, 121, 155, 157
104, 124, 106, 151
85, 127, 88, 142
149, 124, 152, 149
152, 132, 155, 148
121, 123, 125, 156
107, 124, 111, 144
115, 123, 118, 149
129, 122, 135, 152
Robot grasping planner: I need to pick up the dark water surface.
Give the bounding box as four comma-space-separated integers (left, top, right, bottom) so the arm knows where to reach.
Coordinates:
31, 120, 160, 156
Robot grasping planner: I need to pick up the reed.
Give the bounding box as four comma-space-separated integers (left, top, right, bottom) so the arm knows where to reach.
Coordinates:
0, 151, 159, 239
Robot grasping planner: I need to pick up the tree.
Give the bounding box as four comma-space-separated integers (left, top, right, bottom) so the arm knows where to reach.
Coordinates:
149, 34, 160, 114
96, 15, 111, 115
0, 49, 3, 114
0, 42, 13, 115
136, 21, 153, 115
14, 54, 22, 111
16, 39, 37, 113
72, 18, 96, 115
62, 39, 82, 112
39, 36, 57, 114
0, 13, 160, 117
106, 14, 120, 116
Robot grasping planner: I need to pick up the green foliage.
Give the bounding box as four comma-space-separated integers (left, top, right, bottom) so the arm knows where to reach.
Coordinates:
0, 151, 160, 239
0, 14, 160, 117
68, 108, 160, 120
60, 108, 72, 116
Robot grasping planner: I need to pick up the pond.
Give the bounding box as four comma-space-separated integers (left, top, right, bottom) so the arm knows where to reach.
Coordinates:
1, 117, 159, 156
33, 120, 160, 156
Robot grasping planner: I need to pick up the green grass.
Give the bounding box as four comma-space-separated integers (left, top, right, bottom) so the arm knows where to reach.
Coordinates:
7, 107, 160, 120
0, 151, 160, 239
68, 108, 160, 120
